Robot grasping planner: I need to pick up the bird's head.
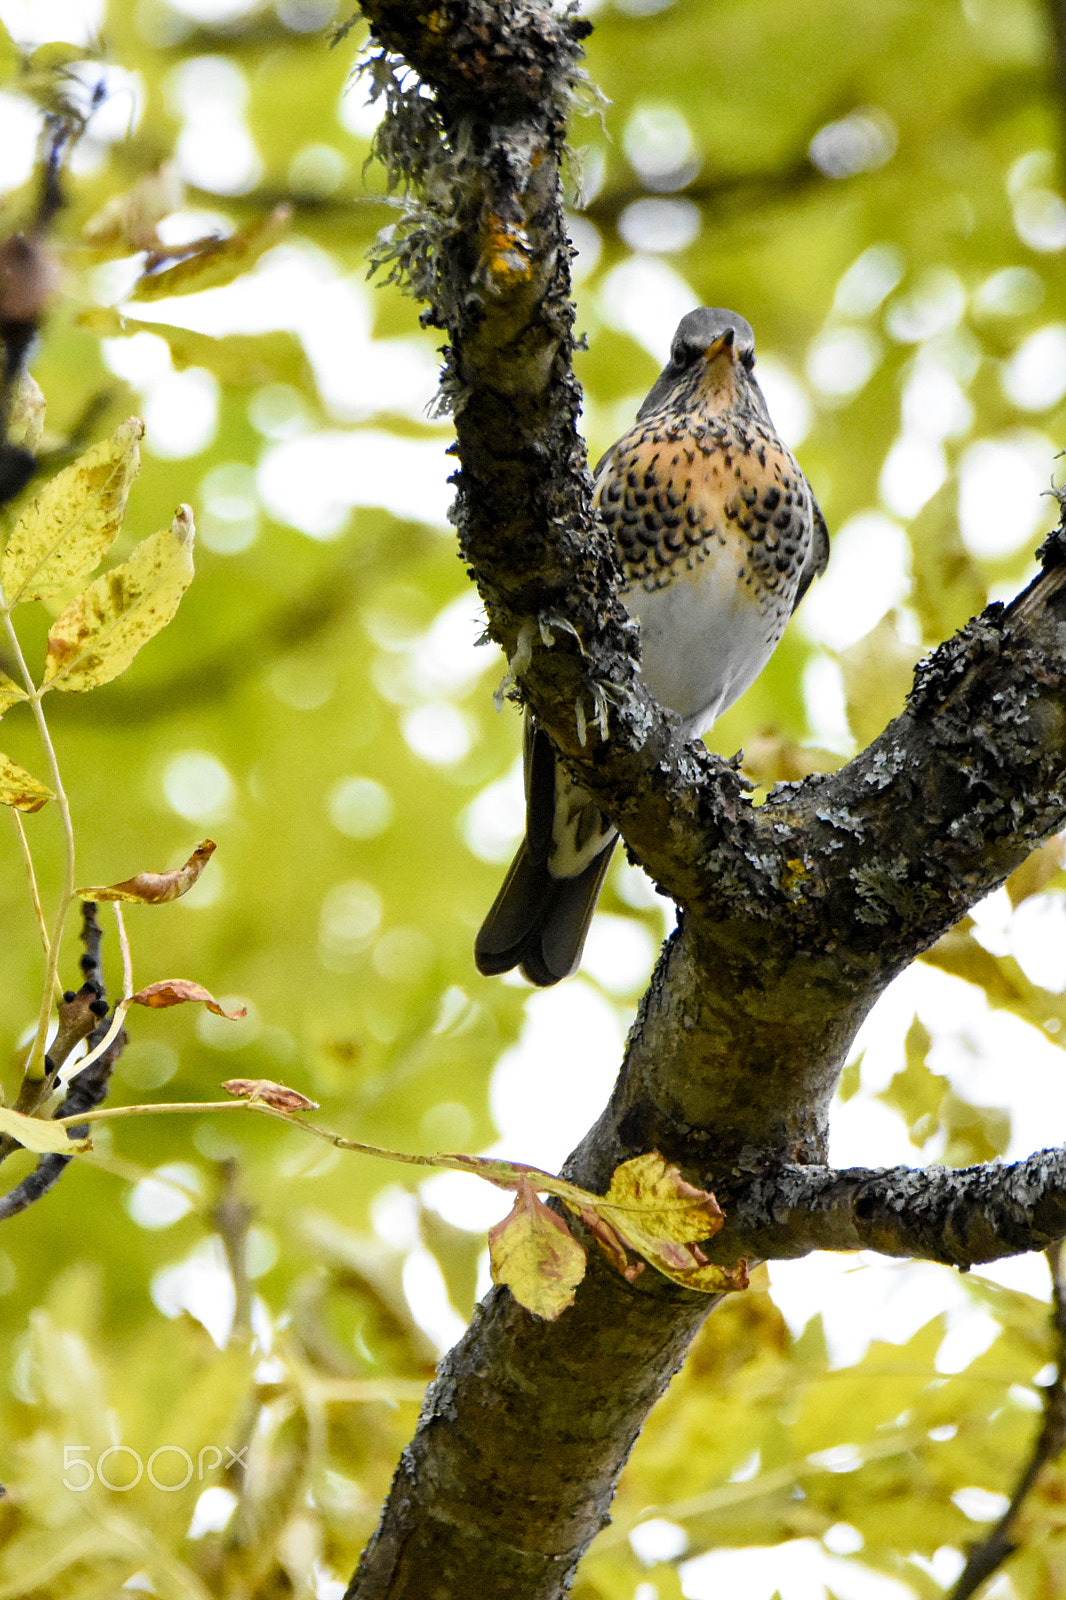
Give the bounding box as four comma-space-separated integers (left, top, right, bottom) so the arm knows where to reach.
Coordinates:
638, 307, 762, 421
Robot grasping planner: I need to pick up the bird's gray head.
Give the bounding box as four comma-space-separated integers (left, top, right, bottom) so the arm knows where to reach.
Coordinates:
638, 307, 761, 420
670, 308, 756, 370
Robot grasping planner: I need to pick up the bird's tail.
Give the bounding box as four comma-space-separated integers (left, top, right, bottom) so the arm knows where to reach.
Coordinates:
474, 834, 617, 986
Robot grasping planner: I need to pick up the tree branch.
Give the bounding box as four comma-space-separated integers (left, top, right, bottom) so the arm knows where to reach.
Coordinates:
343, 4, 1066, 1596
0, 903, 126, 1222
712, 1150, 1066, 1268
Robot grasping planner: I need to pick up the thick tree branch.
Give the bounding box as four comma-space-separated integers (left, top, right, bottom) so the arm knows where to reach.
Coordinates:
344, 5, 1066, 1597
712, 1149, 1066, 1268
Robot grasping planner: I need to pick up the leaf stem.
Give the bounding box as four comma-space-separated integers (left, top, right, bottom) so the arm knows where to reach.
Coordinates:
9, 808, 56, 980
58, 1000, 130, 1087
0, 599, 77, 1080
50, 1095, 586, 1196
112, 902, 133, 999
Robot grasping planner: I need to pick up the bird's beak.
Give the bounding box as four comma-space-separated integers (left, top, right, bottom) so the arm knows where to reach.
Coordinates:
704, 329, 737, 364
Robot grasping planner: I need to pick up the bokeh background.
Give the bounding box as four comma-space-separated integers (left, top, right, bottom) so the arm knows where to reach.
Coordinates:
2, 0, 1066, 1596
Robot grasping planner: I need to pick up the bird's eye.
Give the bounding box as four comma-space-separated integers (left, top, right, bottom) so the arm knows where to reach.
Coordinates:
671, 340, 699, 367
739, 344, 756, 371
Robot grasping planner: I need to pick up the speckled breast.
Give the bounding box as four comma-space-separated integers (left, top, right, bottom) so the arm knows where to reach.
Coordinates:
594, 412, 815, 733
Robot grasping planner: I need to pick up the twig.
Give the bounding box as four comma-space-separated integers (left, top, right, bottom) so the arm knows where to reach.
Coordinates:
56, 998, 130, 1087
0, 904, 124, 1219
54, 901, 135, 1089
948, 1239, 1066, 1600
50, 1096, 607, 1210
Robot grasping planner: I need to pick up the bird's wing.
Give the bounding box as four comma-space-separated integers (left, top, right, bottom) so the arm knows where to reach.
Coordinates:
791, 489, 830, 612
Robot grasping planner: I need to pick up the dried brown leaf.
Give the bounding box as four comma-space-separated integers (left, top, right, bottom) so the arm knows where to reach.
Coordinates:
131, 980, 246, 1019
78, 839, 216, 904
222, 1079, 319, 1111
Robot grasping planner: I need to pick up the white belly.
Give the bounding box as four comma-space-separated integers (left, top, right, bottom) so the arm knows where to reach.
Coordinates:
622, 554, 789, 736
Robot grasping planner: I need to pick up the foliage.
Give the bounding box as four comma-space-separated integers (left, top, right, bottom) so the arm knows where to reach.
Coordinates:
0, 0, 1063, 1596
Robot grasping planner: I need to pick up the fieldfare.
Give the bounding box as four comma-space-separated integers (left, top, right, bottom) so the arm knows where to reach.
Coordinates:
475, 307, 829, 986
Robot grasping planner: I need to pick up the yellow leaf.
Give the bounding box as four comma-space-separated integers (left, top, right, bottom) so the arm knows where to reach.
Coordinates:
1, 417, 144, 605
0, 751, 53, 812
128, 205, 291, 301
78, 839, 216, 903
488, 1179, 587, 1320
923, 922, 1028, 1004
0, 1105, 89, 1154
131, 980, 246, 1019
741, 731, 843, 787
598, 1152, 725, 1244
590, 1153, 748, 1295
43, 504, 195, 693
0, 672, 27, 717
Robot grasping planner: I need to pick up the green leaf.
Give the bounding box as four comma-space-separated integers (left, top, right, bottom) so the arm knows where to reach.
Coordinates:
877, 1016, 947, 1147
0, 751, 53, 812
43, 505, 195, 693
839, 614, 923, 750
78, 308, 316, 389
0, 20, 18, 85
940, 1091, 1011, 1166
1, 417, 144, 606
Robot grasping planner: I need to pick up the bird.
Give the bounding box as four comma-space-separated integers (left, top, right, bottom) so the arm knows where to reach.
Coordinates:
474, 307, 830, 987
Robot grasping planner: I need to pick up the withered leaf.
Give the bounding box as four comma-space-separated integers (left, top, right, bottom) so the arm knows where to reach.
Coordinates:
131, 980, 246, 1019
591, 1152, 747, 1295
222, 1079, 319, 1112
78, 839, 216, 904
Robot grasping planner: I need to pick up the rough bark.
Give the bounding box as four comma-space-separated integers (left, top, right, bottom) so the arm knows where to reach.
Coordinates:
343, 4, 1066, 1595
